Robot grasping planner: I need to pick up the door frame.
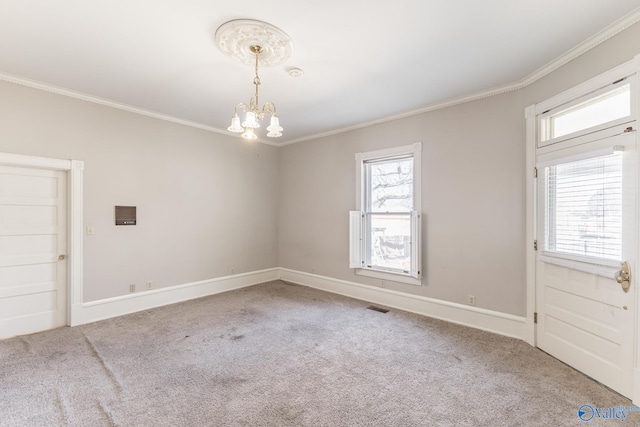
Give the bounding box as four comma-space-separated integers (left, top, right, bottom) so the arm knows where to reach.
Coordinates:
0, 152, 84, 328
526, 54, 640, 402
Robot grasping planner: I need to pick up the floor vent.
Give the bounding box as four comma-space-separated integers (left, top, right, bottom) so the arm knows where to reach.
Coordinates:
367, 305, 389, 314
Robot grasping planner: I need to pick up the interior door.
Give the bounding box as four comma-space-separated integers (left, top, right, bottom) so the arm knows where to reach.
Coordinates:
0, 165, 67, 339
535, 129, 636, 398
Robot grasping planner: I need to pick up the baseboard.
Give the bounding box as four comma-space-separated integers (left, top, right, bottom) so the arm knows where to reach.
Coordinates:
64, 267, 526, 341
70, 268, 279, 326
278, 268, 527, 340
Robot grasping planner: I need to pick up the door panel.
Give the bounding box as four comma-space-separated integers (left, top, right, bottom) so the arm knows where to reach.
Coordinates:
0, 165, 67, 339
536, 131, 636, 398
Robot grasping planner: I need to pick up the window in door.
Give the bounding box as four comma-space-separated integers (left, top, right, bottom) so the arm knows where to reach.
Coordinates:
542, 152, 622, 262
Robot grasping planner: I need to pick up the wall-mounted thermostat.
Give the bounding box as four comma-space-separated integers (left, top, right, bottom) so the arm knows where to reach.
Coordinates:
115, 206, 136, 225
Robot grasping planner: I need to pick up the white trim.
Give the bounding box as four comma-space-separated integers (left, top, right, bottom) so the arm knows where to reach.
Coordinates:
534, 56, 640, 116
525, 104, 537, 346
355, 267, 422, 287
68, 160, 84, 325
278, 268, 526, 340
538, 254, 619, 279
536, 132, 629, 167
2, 9, 639, 148
0, 151, 72, 170
0, 152, 83, 330
353, 143, 423, 286
0, 72, 280, 148
279, 9, 640, 146
70, 268, 279, 326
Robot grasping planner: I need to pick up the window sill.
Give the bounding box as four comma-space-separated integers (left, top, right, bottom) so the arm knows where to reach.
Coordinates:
355, 268, 422, 286
539, 253, 619, 279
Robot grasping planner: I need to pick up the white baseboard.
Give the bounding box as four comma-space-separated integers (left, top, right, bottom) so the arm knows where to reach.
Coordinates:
63, 267, 526, 342
70, 268, 279, 326
278, 268, 527, 340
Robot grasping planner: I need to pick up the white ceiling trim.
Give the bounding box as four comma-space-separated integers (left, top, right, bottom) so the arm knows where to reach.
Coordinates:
0, 71, 280, 147
280, 7, 640, 146
1, 6, 639, 148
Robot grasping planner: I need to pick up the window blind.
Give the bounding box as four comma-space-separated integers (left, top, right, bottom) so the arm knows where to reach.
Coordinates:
544, 153, 622, 261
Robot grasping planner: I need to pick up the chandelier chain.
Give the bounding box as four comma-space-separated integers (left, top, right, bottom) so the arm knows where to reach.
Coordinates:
253, 48, 261, 115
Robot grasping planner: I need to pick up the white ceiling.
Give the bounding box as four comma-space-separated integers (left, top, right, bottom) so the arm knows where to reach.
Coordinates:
1, 1, 640, 145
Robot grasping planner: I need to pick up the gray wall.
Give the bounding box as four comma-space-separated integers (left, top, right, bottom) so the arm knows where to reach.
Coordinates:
278, 89, 526, 315
278, 21, 640, 317
1, 21, 639, 313
0, 82, 279, 301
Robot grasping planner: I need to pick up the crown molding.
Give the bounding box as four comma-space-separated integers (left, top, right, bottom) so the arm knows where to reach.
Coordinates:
0, 71, 279, 148
1, 7, 639, 148
280, 7, 640, 146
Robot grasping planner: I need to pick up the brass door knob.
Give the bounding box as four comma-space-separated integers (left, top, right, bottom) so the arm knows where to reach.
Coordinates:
615, 261, 631, 293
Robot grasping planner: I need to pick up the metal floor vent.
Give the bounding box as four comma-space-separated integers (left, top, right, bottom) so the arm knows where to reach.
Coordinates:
366, 305, 389, 314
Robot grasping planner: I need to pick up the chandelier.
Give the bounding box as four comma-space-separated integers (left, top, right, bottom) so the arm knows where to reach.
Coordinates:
215, 20, 293, 140
226, 45, 282, 139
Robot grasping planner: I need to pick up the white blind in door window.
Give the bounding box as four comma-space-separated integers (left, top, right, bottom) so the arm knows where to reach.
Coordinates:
544, 153, 622, 261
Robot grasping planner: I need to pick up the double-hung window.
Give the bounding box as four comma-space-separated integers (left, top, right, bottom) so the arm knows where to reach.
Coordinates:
350, 143, 422, 285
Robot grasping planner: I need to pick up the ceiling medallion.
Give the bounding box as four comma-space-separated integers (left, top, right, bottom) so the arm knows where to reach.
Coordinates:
215, 19, 293, 67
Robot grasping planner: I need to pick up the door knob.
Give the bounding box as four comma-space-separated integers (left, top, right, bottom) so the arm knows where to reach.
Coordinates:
58, 254, 66, 261
615, 261, 631, 293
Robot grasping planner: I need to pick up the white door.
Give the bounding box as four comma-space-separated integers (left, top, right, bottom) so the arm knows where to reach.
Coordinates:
0, 165, 67, 339
535, 130, 636, 398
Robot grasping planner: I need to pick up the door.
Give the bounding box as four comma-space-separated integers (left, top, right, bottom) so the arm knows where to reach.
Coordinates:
0, 165, 67, 339
535, 130, 636, 397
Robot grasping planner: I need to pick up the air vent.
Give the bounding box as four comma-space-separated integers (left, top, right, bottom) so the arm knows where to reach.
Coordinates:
366, 305, 389, 313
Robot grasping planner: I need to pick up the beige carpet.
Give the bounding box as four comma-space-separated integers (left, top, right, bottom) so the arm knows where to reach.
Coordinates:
0, 280, 634, 426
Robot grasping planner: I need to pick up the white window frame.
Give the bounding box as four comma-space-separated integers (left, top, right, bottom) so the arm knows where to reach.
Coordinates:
534, 71, 637, 271
350, 142, 422, 286
538, 143, 625, 268
538, 80, 634, 146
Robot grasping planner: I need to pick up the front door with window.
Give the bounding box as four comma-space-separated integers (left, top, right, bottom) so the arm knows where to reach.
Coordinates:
535, 129, 636, 398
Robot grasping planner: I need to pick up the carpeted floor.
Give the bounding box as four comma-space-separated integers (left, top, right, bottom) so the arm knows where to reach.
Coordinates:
0, 280, 635, 426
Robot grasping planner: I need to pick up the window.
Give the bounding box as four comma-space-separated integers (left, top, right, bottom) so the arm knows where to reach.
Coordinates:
350, 143, 422, 285
542, 152, 622, 261
540, 81, 631, 144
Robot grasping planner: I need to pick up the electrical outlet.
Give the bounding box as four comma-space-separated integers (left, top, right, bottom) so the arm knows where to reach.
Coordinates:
230, 267, 235, 274
129, 284, 136, 293
146, 281, 153, 290
467, 295, 476, 306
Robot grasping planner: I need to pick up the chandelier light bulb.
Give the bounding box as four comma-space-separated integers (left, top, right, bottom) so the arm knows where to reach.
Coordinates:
267, 115, 283, 137
227, 113, 244, 133
242, 111, 260, 129
241, 127, 258, 140
267, 116, 283, 132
